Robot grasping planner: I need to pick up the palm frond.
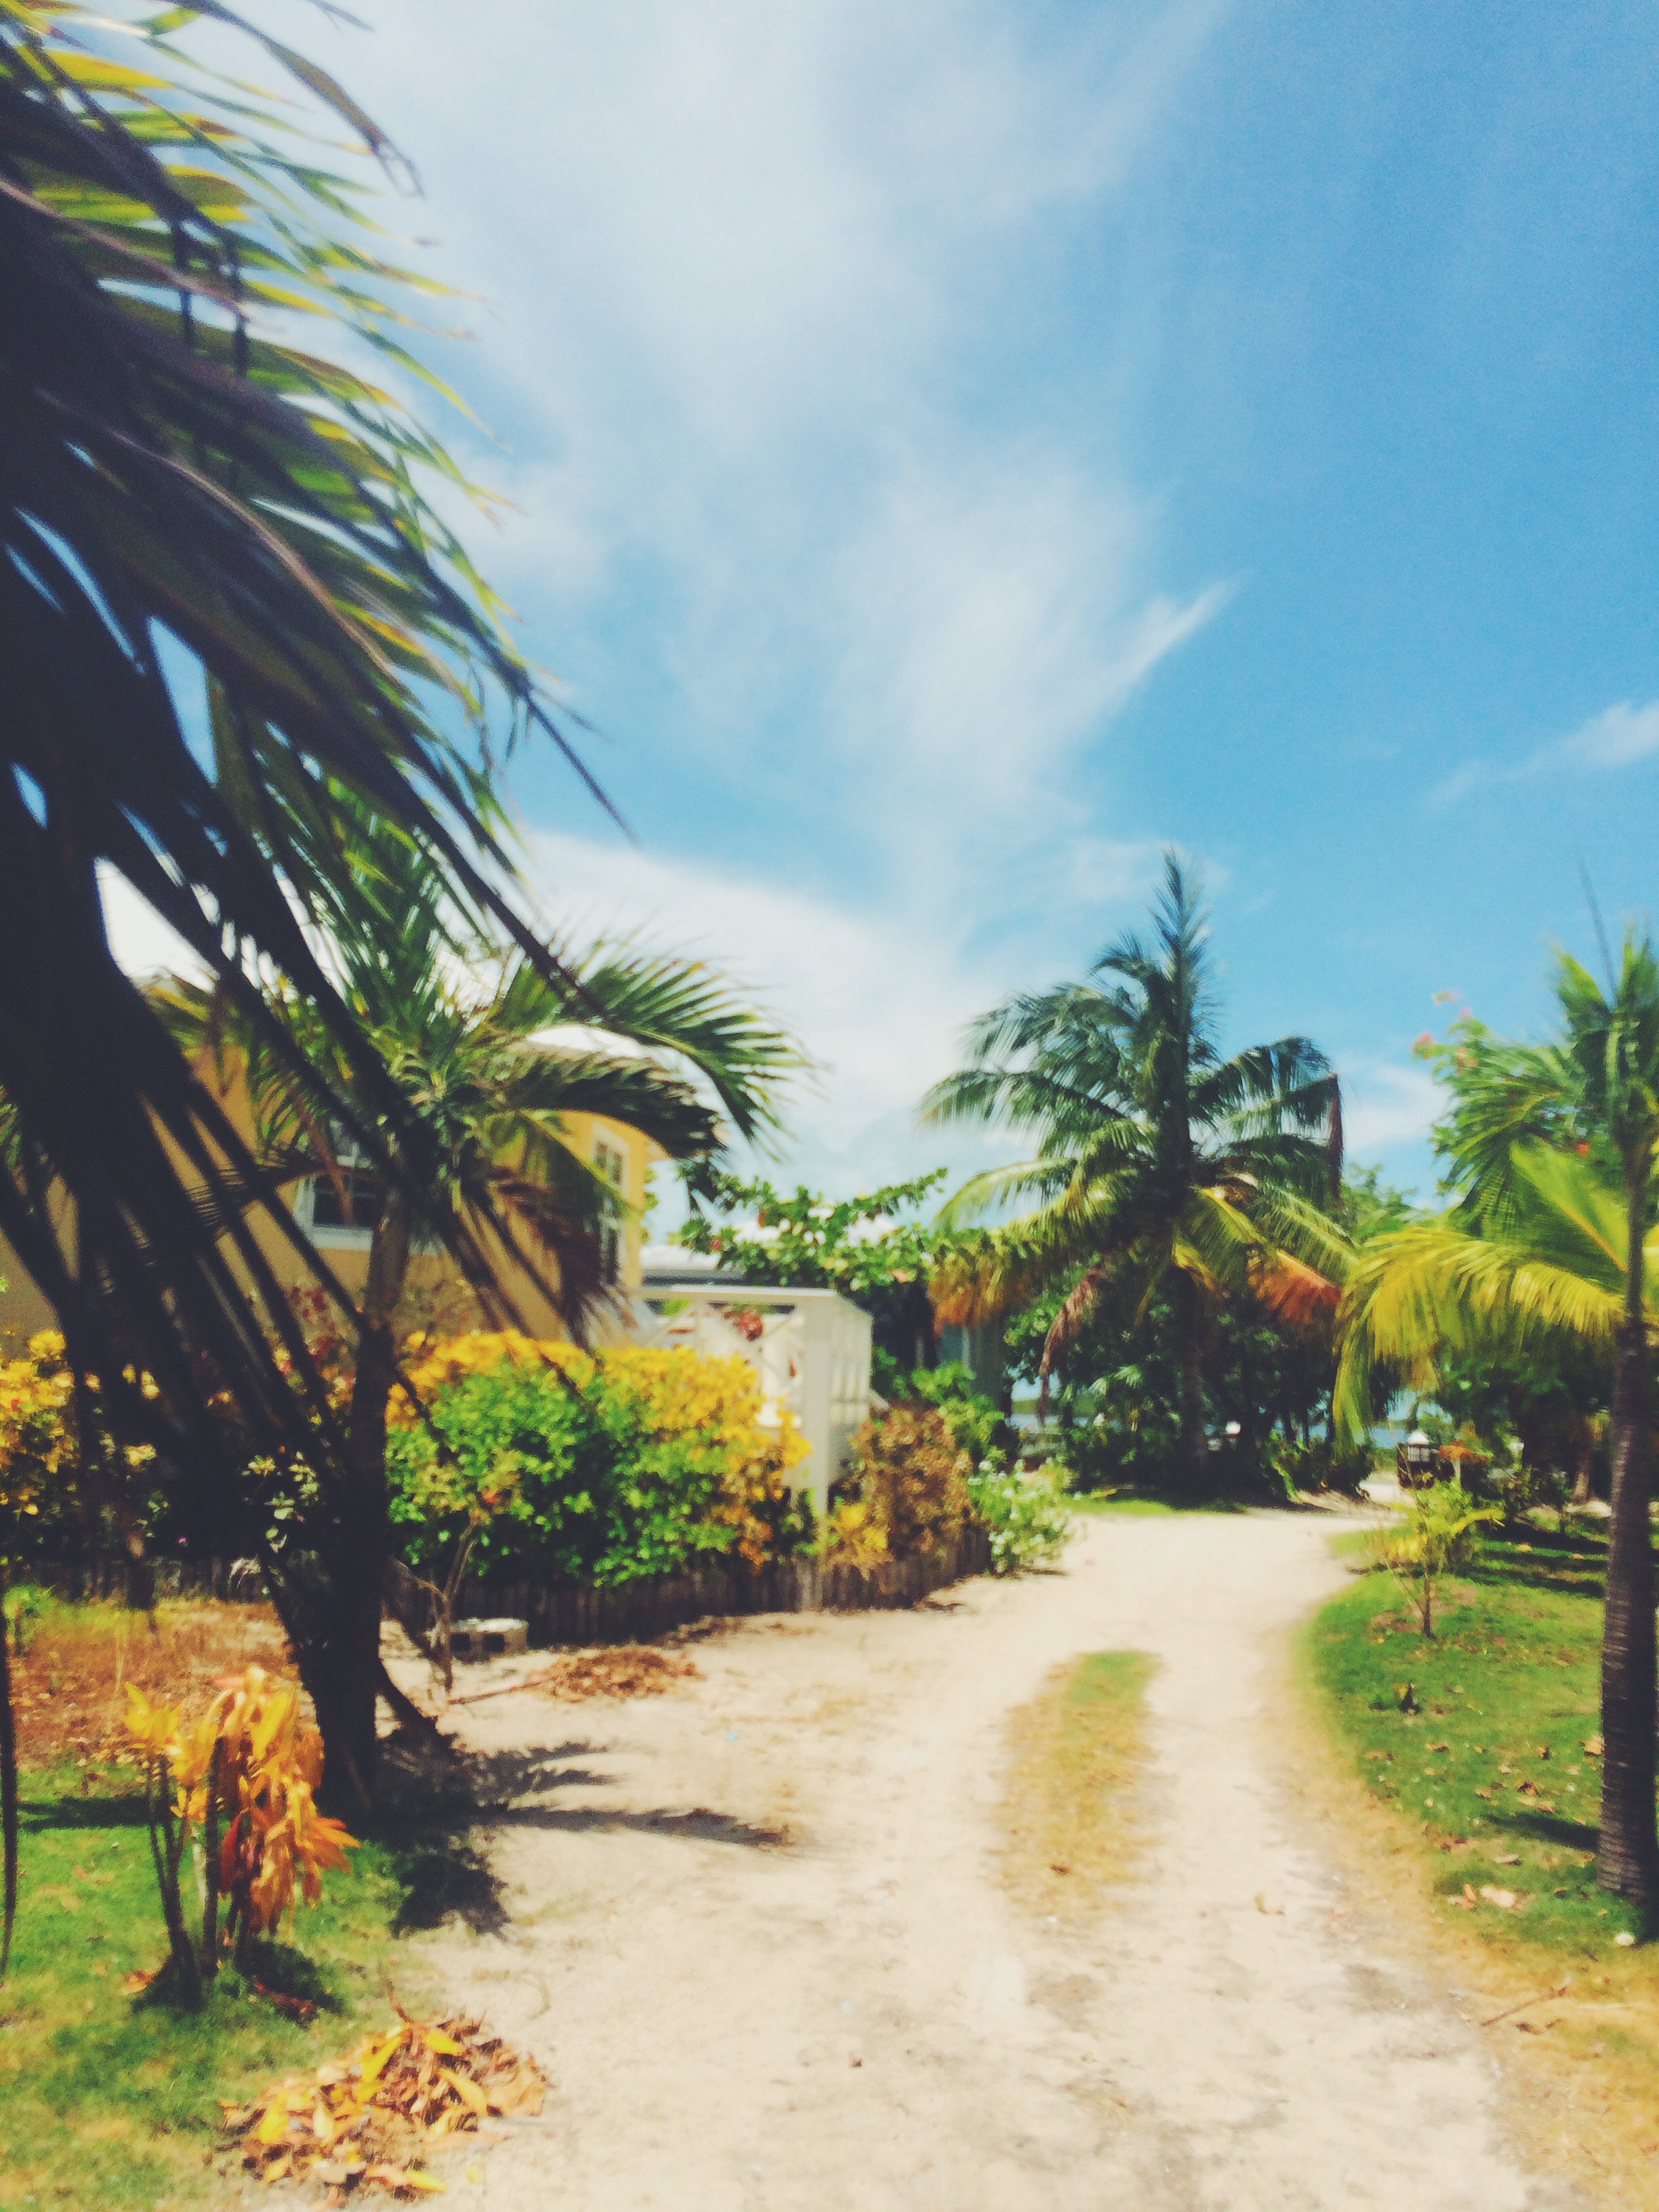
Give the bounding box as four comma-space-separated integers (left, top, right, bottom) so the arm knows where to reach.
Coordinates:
1332, 1211, 1630, 1439
501, 940, 804, 1145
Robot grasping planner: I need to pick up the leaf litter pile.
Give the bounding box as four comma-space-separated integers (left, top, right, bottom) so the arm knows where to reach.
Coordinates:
223, 2008, 545, 2198
453, 1643, 699, 1705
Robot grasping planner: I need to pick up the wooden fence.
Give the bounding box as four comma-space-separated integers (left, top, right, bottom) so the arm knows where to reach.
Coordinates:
37, 1526, 992, 1646
446, 1524, 991, 1647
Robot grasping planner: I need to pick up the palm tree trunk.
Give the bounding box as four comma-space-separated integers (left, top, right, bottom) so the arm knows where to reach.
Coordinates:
1172, 1269, 1208, 1481
306, 1195, 411, 1809
1597, 1176, 1658, 1900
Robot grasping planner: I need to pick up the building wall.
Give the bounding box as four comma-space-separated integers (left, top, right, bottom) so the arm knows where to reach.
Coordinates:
0, 1059, 662, 1354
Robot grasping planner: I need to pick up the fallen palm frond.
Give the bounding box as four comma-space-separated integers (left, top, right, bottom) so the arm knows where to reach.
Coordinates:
223, 2010, 546, 2196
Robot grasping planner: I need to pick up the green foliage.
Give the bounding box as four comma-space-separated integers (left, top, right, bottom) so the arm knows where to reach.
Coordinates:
1333, 1145, 1644, 1439
387, 1353, 806, 1587
926, 855, 1346, 1475
679, 1168, 951, 1292
827, 1406, 972, 1567
1371, 1481, 1502, 1636
1305, 1522, 1647, 1951
997, 1162, 1407, 1496
678, 1169, 962, 1372
966, 1461, 1074, 1574
1266, 1433, 1373, 1499
903, 1363, 1007, 1463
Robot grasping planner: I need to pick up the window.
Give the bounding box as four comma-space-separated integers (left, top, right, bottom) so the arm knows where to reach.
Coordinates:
299, 1126, 384, 1244
594, 1135, 627, 1285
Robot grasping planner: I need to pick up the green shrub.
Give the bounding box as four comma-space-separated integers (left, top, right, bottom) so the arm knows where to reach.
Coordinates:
826, 1405, 971, 1565
387, 1338, 808, 1586
1267, 1434, 1374, 1498
966, 1460, 1073, 1574
903, 1364, 1007, 1461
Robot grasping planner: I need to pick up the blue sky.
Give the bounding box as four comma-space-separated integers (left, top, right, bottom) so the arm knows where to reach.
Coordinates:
129, 1, 1659, 1204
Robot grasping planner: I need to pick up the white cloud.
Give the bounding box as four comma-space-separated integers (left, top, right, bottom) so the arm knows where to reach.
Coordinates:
1431, 697, 1659, 809
1563, 699, 1659, 769
259, 0, 1229, 880
177, 2, 1234, 1174
1340, 1060, 1439, 1158
524, 828, 994, 1145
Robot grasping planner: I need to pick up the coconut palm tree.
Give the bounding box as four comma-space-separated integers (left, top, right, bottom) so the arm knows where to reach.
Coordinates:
924, 856, 1344, 1477
1336, 934, 1659, 1900
0, 3, 607, 1561
157, 818, 802, 1790
0, 0, 670, 1875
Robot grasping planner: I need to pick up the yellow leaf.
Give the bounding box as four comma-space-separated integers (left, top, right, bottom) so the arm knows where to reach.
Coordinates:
255, 2107, 291, 2148
356, 2030, 407, 2088
422, 2029, 463, 2056
441, 2067, 489, 2117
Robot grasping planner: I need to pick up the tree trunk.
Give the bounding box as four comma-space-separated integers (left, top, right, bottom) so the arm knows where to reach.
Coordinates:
1597, 1180, 1658, 1900
1172, 1269, 1208, 1481
305, 1196, 411, 1810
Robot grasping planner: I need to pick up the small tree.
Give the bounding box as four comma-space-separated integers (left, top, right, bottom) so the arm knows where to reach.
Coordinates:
1374, 1481, 1498, 1637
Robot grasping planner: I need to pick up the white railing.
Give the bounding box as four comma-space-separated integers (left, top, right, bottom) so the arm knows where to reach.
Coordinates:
628, 1284, 872, 1518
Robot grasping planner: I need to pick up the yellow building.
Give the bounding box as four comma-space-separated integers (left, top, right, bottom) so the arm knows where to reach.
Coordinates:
0, 1052, 663, 1351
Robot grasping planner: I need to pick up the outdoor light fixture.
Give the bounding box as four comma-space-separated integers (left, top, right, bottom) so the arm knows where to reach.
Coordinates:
1403, 1429, 1436, 1486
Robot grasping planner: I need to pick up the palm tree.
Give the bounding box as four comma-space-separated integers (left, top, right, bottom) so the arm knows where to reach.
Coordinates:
1336, 935, 1659, 1900
924, 856, 1343, 1477
1, 6, 602, 1577
158, 823, 802, 1790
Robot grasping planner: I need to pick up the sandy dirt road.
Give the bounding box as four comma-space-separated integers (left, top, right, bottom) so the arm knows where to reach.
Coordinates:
415, 1511, 1584, 2212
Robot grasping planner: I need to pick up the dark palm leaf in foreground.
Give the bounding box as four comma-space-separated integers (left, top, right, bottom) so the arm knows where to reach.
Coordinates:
926, 855, 1344, 1474
0, 1, 597, 1811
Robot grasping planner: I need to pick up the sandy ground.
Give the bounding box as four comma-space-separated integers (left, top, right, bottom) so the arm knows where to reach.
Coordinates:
401, 1512, 1586, 2212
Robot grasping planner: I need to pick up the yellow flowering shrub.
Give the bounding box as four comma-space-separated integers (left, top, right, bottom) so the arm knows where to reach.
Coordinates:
0, 1332, 76, 1540
388, 1331, 809, 1581
0, 1332, 159, 1565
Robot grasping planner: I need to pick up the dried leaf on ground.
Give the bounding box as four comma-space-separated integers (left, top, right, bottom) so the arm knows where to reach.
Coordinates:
224, 2011, 546, 2196
525, 1647, 700, 1701
9, 1599, 292, 1768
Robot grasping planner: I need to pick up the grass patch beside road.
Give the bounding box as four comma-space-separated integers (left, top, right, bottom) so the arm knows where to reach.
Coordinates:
1000, 1650, 1154, 1915
0, 1766, 432, 2212
0, 1593, 475, 2204
1301, 1518, 1659, 2207
1305, 1521, 1625, 1952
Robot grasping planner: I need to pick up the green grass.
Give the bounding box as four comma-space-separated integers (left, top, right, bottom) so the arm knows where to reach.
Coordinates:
0, 1768, 463, 2211
1303, 1517, 1643, 1954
